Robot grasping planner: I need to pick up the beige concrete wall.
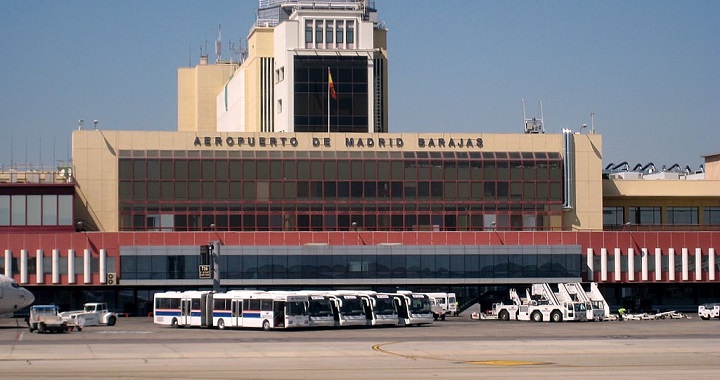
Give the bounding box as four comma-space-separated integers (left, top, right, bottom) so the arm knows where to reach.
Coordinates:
177, 67, 196, 132
72, 130, 122, 231
177, 62, 237, 132
244, 28, 275, 132
73, 131, 602, 232
705, 153, 720, 180
565, 133, 604, 231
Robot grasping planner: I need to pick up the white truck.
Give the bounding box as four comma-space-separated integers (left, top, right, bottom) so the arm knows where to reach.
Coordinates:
59, 302, 118, 326
493, 284, 589, 322
698, 303, 720, 320
425, 292, 457, 320
27, 305, 83, 333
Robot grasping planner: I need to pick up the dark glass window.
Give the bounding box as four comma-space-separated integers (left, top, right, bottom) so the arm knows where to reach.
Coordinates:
117, 151, 563, 232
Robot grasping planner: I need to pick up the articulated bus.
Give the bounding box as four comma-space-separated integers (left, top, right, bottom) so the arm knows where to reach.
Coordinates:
212, 290, 309, 330
153, 291, 212, 328
393, 291, 434, 326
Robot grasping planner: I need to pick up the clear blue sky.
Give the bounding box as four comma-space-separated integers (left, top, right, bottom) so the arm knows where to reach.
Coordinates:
1, 0, 718, 170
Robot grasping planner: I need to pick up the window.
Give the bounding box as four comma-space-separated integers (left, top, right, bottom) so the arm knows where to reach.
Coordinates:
336, 25, 344, 43
346, 23, 354, 44
305, 21, 313, 44
0, 196, 8, 225
705, 207, 720, 225
629, 206, 661, 225
26, 195, 41, 225
326, 23, 333, 44
11, 195, 25, 225
315, 21, 323, 44
667, 207, 698, 225
603, 206, 623, 226
56, 195, 73, 224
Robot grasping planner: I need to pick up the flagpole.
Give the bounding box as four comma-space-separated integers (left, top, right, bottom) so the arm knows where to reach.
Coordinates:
327, 67, 330, 133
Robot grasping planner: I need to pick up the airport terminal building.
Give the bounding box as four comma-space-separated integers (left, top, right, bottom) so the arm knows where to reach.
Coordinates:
1, 0, 719, 314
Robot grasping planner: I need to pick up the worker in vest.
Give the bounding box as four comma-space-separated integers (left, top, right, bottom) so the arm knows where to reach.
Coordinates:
618, 307, 627, 321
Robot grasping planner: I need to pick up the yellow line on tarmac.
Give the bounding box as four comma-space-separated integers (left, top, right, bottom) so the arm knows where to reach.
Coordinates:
372, 342, 547, 366
467, 360, 546, 366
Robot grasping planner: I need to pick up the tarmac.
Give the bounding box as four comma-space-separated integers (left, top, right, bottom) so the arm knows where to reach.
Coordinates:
1, 314, 719, 379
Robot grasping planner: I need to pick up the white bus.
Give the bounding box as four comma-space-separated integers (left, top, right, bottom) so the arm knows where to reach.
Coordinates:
153, 291, 211, 328
295, 291, 336, 327
393, 291, 434, 326
363, 292, 400, 326
425, 292, 457, 320
326, 292, 368, 327
212, 290, 309, 330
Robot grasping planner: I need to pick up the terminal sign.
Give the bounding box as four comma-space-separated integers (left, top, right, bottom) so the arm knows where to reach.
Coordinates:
199, 265, 211, 279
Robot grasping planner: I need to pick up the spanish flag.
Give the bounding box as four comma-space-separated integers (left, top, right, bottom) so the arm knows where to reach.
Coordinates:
328, 68, 337, 100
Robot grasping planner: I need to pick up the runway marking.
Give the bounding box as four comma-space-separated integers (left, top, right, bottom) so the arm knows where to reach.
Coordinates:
372, 342, 547, 366
15, 331, 24, 341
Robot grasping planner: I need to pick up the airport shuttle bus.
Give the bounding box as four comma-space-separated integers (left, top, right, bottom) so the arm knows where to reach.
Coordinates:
300, 293, 336, 327
327, 293, 368, 327
363, 292, 400, 326
393, 291, 434, 326
153, 291, 211, 328
213, 290, 309, 330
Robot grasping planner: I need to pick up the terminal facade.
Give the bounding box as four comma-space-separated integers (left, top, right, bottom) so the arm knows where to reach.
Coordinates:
1, 0, 719, 315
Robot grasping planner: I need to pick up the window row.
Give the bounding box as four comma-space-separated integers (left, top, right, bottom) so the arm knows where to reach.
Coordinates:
121, 253, 582, 280
603, 206, 720, 226
0, 194, 73, 227
120, 211, 554, 232
119, 180, 564, 202
119, 158, 563, 182
304, 19, 355, 48
117, 149, 560, 160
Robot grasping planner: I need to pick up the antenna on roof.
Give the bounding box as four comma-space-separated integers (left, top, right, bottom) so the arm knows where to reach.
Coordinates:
522, 98, 544, 134
215, 24, 223, 62
230, 38, 248, 64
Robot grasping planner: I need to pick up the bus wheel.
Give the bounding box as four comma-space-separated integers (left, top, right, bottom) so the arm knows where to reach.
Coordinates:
262, 320, 271, 331
531, 311, 543, 322
550, 310, 563, 322
498, 310, 510, 321
218, 319, 225, 330
171, 318, 179, 328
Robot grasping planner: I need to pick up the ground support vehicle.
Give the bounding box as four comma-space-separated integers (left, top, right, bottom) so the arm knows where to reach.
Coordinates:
425, 292, 457, 321
59, 302, 118, 326
557, 282, 609, 321
27, 305, 82, 333
494, 286, 589, 322
698, 303, 720, 320
619, 310, 688, 320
